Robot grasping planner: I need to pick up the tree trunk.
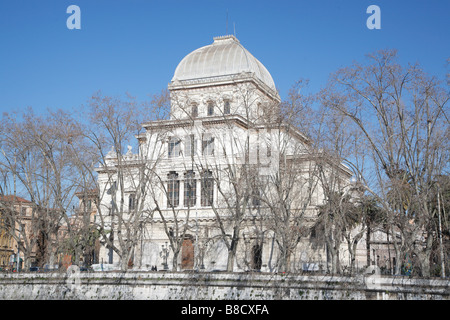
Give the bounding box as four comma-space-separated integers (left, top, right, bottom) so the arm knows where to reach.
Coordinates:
226, 239, 237, 272
366, 225, 371, 267
226, 227, 240, 272
120, 250, 131, 272
172, 247, 179, 272
285, 250, 291, 273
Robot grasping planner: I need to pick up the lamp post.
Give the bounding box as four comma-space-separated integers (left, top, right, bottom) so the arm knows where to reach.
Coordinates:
160, 242, 169, 270
437, 185, 446, 278
199, 241, 206, 270
16, 224, 21, 272
195, 209, 198, 271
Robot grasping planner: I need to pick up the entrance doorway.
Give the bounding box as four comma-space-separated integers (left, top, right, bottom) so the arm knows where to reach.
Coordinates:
181, 237, 194, 270
251, 243, 262, 271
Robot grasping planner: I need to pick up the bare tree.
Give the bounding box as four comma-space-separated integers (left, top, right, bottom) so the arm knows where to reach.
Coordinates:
324, 49, 450, 276
0, 108, 91, 269
82, 92, 158, 271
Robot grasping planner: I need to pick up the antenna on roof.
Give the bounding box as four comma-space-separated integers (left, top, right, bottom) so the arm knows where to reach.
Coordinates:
226, 9, 229, 35
233, 22, 236, 37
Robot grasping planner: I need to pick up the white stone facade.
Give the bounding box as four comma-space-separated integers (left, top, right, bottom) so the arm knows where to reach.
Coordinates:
95, 35, 367, 273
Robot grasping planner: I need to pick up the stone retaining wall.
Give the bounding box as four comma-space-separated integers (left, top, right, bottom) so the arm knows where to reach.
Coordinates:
0, 271, 448, 300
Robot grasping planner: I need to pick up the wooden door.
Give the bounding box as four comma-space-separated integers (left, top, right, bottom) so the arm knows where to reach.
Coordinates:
181, 238, 194, 270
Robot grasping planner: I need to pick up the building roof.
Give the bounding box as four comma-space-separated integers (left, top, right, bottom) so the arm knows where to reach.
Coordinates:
171, 35, 277, 92
75, 189, 99, 199
0, 195, 31, 204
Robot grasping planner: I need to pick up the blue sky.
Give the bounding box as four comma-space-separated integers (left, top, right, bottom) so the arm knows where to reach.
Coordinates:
0, 0, 449, 115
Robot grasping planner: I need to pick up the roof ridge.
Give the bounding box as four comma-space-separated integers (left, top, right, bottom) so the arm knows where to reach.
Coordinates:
0, 195, 32, 203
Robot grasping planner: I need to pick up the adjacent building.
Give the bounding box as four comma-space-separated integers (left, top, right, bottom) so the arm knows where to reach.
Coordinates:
0, 196, 34, 270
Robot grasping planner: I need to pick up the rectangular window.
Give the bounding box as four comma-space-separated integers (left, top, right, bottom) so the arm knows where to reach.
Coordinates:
224, 100, 230, 114
201, 171, 214, 207
310, 227, 317, 239
128, 194, 136, 211
167, 172, 180, 207
250, 176, 262, 207
184, 171, 196, 207
207, 102, 214, 116
251, 175, 268, 207
192, 104, 198, 118
202, 135, 214, 156
252, 188, 261, 207
82, 199, 92, 212
168, 137, 181, 158
184, 134, 196, 157
266, 143, 271, 158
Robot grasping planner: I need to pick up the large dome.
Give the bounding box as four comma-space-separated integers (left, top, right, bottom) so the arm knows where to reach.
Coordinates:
171, 35, 277, 92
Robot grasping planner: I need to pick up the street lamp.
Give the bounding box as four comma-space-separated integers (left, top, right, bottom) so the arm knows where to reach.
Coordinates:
199, 241, 206, 270
160, 242, 169, 270
16, 224, 22, 272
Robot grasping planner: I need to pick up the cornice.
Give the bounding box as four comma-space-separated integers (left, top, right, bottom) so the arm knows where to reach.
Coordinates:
168, 73, 280, 102
141, 114, 252, 131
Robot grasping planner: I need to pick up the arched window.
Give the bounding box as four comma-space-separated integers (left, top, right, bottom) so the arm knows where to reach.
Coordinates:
252, 243, 262, 270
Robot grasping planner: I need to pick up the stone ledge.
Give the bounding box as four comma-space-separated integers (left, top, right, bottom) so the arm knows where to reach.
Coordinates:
0, 272, 448, 300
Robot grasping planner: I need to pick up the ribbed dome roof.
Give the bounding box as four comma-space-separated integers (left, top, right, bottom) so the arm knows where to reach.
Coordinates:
171, 35, 276, 91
